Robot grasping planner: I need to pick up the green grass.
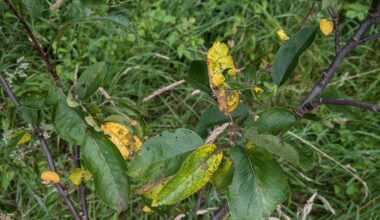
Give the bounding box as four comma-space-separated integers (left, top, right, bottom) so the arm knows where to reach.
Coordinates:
1, 0, 380, 219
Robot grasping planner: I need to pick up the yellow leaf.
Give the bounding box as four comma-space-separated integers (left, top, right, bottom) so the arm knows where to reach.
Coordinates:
101, 122, 142, 160
207, 42, 229, 61
277, 28, 289, 41
142, 206, 152, 213
320, 19, 334, 36
11, 130, 31, 144
40, 171, 60, 183
207, 42, 237, 89
227, 91, 239, 113
253, 86, 264, 94
69, 168, 92, 185
212, 74, 225, 87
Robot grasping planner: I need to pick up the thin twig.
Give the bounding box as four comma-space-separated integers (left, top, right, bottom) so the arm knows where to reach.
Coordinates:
0, 74, 81, 220
329, 7, 340, 54
301, 1, 316, 28
295, 98, 380, 117
359, 32, 380, 43
3, 0, 60, 83
74, 145, 89, 220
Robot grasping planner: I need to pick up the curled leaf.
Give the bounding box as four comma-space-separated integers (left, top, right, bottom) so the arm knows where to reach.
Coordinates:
320, 19, 334, 35
69, 168, 92, 185
277, 28, 289, 41
101, 122, 142, 160
41, 171, 60, 183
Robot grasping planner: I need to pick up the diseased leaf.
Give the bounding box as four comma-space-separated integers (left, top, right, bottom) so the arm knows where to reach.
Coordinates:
81, 130, 130, 211
11, 130, 31, 144
272, 27, 317, 86
227, 147, 289, 220
40, 171, 60, 183
256, 108, 296, 135
152, 144, 223, 206
52, 92, 130, 210
135, 177, 172, 200
128, 128, 203, 182
101, 122, 142, 160
320, 19, 334, 35
75, 62, 107, 99
245, 128, 299, 166
277, 28, 289, 41
69, 168, 92, 185
196, 103, 248, 137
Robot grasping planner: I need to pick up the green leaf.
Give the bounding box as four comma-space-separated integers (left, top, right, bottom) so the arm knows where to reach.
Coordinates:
320, 88, 361, 120
227, 146, 289, 220
196, 103, 249, 137
128, 128, 203, 182
256, 108, 296, 135
81, 130, 129, 211
52, 93, 87, 144
75, 62, 107, 99
211, 158, 234, 190
271, 27, 317, 86
51, 92, 129, 210
152, 144, 223, 206
187, 60, 212, 96
245, 128, 299, 166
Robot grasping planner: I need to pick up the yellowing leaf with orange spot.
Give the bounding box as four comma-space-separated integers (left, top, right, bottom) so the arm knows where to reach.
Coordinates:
101, 122, 142, 160
41, 171, 60, 183
69, 168, 92, 185
206, 42, 241, 114
320, 19, 334, 35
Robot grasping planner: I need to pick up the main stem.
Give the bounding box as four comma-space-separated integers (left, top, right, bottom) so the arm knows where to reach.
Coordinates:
0, 74, 81, 220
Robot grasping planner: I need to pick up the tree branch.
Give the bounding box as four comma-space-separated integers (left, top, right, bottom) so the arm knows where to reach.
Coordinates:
295, 98, 380, 117
295, 1, 380, 113
360, 32, 380, 43
74, 145, 89, 220
3, 0, 60, 83
0, 74, 81, 220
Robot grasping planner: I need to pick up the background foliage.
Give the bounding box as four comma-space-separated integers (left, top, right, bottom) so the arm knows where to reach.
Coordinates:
1, 0, 380, 219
